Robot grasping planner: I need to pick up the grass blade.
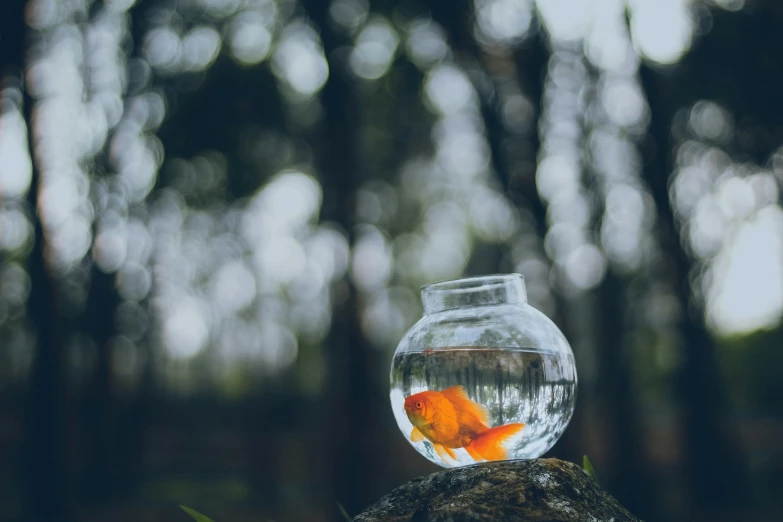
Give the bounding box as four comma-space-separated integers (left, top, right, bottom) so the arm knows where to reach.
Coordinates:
583, 455, 599, 483
180, 505, 216, 522
336, 502, 352, 522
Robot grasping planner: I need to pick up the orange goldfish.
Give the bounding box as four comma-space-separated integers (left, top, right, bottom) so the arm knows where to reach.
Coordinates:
403, 385, 525, 463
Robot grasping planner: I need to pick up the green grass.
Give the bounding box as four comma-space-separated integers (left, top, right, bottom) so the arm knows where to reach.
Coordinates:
583, 455, 599, 483
336, 502, 352, 521
180, 505, 216, 522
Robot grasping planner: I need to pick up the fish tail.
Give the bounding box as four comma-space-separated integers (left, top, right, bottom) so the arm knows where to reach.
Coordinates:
466, 423, 525, 461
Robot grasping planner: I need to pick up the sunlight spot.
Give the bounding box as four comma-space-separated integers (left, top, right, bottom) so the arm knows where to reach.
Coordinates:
548, 191, 591, 228
0, 208, 33, 252
435, 125, 490, 178
690, 195, 725, 259
537, 0, 592, 42
671, 165, 710, 216
212, 259, 256, 315
329, 0, 370, 32
255, 235, 306, 287
716, 176, 755, 221
242, 170, 323, 241
163, 295, 210, 359
49, 215, 92, 271
27, 0, 64, 29
258, 321, 298, 370
563, 243, 607, 290
689, 101, 732, 144
289, 298, 331, 344
349, 17, 399, 80
93, 228, 127, 273
0, 263, 31, 307
144, 26, 182, 72
585, 0, 638, 73
474, 0, 533, 46
229, 11, 273, 66
182, 26, 221, 72
606, 184, 646, 228
351, 226, 392, 292
306, 226, 350, 282
536, 155, 580, 202
405, 19, 448, 69
601, 78, 647, 128
630, 0, 694, 65
545, 223, 585, 260
119, 146, 157, 203
272, 22, 329, 98
0, 108, 33, 198
288, 260, 326, 300
361, 289, 406, 348
418, 231, 470, 282
117, 262, 152, 302
424, 64, 477, 115
124, 218, 152, 264
469, 190, 519, 241
708, 206, 783, 334
747, 173, 778, 208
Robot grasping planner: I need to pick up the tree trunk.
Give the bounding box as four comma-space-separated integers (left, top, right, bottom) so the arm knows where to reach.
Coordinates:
5, 0, 72, 519
82, 268, 119, 503
113, 0, 156, 495
638, 64, 747, 519
594, 271, 656, 519
303, 1, 371, 516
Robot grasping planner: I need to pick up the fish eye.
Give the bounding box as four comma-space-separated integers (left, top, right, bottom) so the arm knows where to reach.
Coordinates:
416, 402, 422, 408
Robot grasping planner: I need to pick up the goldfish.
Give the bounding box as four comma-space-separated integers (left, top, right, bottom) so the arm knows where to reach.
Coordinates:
403, 385, 525, 463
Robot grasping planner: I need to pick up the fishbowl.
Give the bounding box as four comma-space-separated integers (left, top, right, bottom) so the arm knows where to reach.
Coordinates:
390, 274, 577, 467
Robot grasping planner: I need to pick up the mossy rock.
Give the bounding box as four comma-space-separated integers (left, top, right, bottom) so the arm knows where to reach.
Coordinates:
354, 458, 641, 522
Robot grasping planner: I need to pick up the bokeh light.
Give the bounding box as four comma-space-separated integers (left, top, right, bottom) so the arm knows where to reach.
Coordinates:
349, 16, 399, 80
671, 102, 783, 334
272, 22, 329, 99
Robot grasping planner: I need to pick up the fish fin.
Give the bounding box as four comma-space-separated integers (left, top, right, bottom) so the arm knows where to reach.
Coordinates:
443, 445, 457, 460
465, 444, 485, 462
433, 443, 457, 463
466, 423, 525, 461
410, 426, 425, 442
441, 386, 490, 425
441, 385, 471, 403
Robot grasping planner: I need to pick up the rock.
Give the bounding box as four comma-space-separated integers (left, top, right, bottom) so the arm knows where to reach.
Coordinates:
354, 458, 642, 522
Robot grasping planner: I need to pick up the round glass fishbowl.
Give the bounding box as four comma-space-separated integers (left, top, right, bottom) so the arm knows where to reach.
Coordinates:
390, 274, 577, 467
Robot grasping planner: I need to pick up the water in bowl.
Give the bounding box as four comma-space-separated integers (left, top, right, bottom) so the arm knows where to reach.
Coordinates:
390, 347, 577, 467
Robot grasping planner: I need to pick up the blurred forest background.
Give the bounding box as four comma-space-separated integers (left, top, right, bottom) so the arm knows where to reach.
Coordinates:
1, 0, 782, 521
